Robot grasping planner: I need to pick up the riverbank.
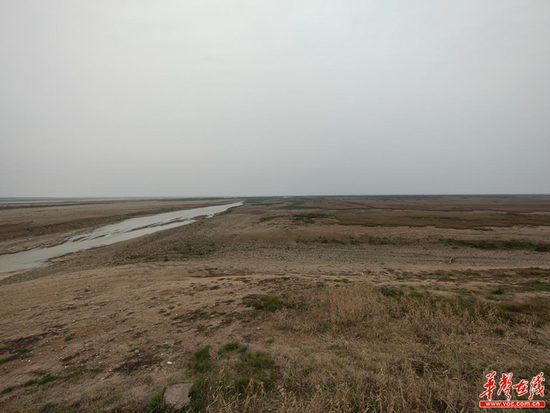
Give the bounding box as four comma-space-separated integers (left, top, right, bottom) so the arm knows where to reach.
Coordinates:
0, 202, 242, 274
0, 199, 241, 255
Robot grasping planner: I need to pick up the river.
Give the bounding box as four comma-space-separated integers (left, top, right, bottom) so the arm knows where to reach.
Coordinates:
0, 201, 243, 273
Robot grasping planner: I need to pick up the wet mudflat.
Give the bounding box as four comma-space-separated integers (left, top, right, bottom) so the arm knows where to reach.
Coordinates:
0, 202, 242, 273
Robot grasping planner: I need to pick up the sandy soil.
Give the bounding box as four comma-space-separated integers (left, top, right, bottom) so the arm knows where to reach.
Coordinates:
1, 196, 549, 412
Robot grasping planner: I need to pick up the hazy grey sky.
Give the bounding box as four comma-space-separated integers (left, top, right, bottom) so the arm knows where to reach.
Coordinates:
1, 1, 549, 197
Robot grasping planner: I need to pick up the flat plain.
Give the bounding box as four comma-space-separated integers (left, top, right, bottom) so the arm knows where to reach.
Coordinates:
1, 196, 549, 412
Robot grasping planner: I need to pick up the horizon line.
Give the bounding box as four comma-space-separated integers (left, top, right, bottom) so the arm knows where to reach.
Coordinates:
2, 193, 550, 200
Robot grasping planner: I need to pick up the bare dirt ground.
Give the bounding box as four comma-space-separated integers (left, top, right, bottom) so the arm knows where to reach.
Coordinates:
1, 197, 549, 412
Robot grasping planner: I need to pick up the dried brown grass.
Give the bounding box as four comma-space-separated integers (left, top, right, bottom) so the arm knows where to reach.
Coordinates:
199, 284, 549, 413
337, 211, 550, 229
14, 284, 546, 413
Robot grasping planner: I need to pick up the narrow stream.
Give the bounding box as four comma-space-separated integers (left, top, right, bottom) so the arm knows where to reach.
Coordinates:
0, 202, 243, 273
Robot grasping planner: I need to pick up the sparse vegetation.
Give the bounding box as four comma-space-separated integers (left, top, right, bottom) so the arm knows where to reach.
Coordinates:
236, 351, 278, 390
150, 283, 550, 412
189, 346, 213, 374
106, 394, 121, 405
218, 341, 240, 355
3, 197, 550, 412
252, 296, 285, 312
443, 238, 550, 252
186, 345, 279, 411
261, 284, 547, 412
279, 200, 307, 209
260, 215, 281, 223
147, 393, 166, 413
292, 213, 332, 224
251, 201, 286, 206
380, 287, 403, 297
496, 298, 550, 326
0, 355, 16, 364
297, 237, 396, 246
38, 375, 58, 385
490, 287, 506, 295
1, 386, 15, 394
519, 280, 550, 292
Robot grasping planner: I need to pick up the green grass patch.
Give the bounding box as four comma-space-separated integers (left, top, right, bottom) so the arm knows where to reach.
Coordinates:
38, 375, 57, 385
252, 296, 285, 312
496, 298, 550, 326
1, 386, 15, 394
106, 394, 121, 404
217, 341, 240, 355
189, 346, 213, 374
147, 393, 167, 413
186, 346, 278, 409
490, 287, 506, 295
464, 270, 481, 277
260, 215, 281, 223
234, 351, 278, 392
188, 377, 212, 412
368, 238, 395, 245
240, 351, 276, 370
293, 213, 330, 221
0, 355, 16, 364
443, 238, 550, 252
519, 280, 550, 292
523, 269, 550, 278
380, 287, 404, 297
251, 202, 286, 206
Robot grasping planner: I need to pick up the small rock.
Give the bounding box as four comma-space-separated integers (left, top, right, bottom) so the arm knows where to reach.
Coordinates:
164, 383, 193, 410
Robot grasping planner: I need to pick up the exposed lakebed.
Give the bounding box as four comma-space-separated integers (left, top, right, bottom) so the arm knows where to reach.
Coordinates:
0, 201, 243, 273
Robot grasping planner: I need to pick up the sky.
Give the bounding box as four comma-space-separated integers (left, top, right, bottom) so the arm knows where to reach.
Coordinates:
1, 1, 549, 197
